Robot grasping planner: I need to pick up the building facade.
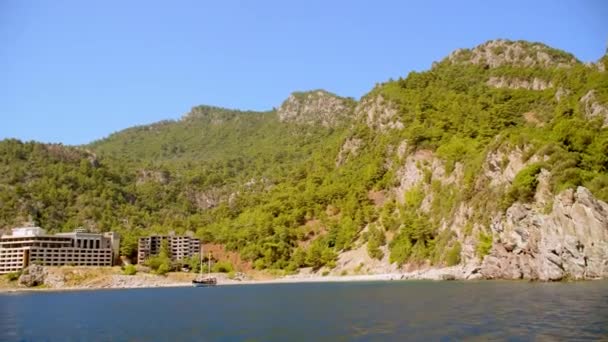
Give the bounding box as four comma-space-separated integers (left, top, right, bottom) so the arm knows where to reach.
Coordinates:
137, 234, 200, 264
0, 227, 120, 274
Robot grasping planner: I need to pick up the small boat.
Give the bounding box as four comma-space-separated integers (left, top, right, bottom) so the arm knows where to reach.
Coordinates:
193, 250, 216, 287
192, 277, 217, 287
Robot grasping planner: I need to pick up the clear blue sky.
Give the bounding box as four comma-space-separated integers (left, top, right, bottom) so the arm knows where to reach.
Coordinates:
1, 0, 607, 145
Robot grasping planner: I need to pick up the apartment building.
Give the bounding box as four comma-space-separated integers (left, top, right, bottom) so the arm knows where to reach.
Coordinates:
137, 233, 200, 264
0, 227, 120, 274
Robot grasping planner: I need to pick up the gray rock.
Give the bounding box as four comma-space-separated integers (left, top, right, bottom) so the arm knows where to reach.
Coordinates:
447, 39, 577, 69
336, 138, 363, 167
481, 187, 608, 280
277, 90, 355, 127
136, 169, 171, 185
355, 95, 403, 131
18, 265, 46, 287
555, 87, 571, 102
487, 76, 552, 90
580, 90, 608, 127
441, 274, 456, 281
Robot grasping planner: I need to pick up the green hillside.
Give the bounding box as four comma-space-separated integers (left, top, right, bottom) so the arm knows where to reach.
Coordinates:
1, 39, 607, 273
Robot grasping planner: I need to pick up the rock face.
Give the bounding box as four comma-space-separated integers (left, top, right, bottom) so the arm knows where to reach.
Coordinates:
448, 39, 577, 69
487, 76, 553, 90
189, 189, 222, 210
355, 95, 403, 131
18, 265, 46, 287
482, 147, 542, 187
136, 169, 171, 185
336, 138, 362, 166
395, 149, 462, 204
481, 187, 608, 280
555, 87, 571, 101
580, 90, 608, 127
277, 90, 355, 127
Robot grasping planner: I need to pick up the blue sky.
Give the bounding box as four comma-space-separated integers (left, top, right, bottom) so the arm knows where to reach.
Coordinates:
1, 0, 607, 145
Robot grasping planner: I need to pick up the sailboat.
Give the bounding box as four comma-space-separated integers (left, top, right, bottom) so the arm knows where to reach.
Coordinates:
192, 248, 217, 287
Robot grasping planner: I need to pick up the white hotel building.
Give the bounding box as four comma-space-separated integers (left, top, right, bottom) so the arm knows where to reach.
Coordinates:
0, 227, 120, 274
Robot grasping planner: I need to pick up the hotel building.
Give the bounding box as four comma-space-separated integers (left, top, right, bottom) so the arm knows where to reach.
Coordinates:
0, 227, 120, 274
137, 234, 200, 264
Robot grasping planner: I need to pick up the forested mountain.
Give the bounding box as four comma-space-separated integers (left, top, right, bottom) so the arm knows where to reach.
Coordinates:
1, 40, 607, 280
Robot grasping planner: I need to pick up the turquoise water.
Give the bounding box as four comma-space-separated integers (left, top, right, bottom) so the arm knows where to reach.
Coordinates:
1, 280, 607, 341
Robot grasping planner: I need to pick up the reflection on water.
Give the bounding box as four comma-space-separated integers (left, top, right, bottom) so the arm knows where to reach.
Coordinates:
1, 280, 607, 341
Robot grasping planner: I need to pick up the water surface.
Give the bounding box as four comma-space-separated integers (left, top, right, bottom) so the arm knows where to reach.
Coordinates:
1, 280, 607, 341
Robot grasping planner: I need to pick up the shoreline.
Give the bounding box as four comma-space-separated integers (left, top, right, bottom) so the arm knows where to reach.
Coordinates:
3, 265, 603, 294
0, 274, 450, 294
0, 269, 462, 293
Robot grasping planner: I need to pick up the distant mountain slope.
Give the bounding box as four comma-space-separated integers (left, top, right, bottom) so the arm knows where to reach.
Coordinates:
90, 90, 356, 162
2, 39, 607, 280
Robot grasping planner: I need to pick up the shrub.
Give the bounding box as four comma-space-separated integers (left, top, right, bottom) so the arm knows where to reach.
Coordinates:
212, 261, 234, 273
389, 232, 413, 265
366, 225, 386, 260
476, 232, 493, 259
5, 271, 21, 281
367, 243, 384, 260
505, 163, 542, 207
156, 261, 171, 276
436, 136, 478, 174
146, 253, 174, 275
123, 264, 137, 276
305, 238, 337, 270
445, 242, 462, 266
253, 259, 265, 270
463, 223, 473, 236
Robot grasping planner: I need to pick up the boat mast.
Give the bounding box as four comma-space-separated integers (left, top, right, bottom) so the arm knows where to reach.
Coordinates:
200, 244, 203, 276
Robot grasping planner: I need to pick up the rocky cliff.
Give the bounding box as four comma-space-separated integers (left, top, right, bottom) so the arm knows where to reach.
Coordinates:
482, 187, 608, 280
447, 39, 578, 69
277, 90, 356, 127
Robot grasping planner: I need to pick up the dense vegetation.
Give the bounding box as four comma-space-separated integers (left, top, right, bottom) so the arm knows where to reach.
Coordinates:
1, 40, 606, 272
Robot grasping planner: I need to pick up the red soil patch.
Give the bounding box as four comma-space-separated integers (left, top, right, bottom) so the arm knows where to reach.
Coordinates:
202, 243, 253, 272
413, 149, 434, 160
368, 190, 386, 207
523, 111, 544, 126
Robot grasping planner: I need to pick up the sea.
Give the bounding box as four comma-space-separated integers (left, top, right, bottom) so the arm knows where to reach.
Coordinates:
1, 280, 607, 341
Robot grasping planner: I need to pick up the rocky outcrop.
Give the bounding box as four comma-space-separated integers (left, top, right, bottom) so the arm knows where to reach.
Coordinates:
580, 90, 608, 127
481, 187, 608, 280
18, 265, 46, 287
186, 187, 230, 210
555, 87, 571, 101
448, 39, 577, 69
482, 146, 543, 187
136, 169, 171, 185
277, 90, 355, 127
487, 76, 553, 90
336, 138, 363, 166
355, 95, 403, 131
585, 61, 606, 72
395, 150, 462, 203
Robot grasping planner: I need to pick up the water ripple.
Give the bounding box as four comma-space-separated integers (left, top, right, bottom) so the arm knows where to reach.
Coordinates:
0, 280, 607, 341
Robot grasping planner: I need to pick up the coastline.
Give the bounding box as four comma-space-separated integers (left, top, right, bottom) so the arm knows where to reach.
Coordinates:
0, 265, 472, 293
4, 264, 601, 293
0, 274, 437, 294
